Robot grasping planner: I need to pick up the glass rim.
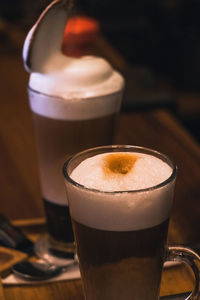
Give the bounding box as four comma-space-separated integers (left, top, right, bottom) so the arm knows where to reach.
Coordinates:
63, 145, 177, 195
27, 85, 123, 101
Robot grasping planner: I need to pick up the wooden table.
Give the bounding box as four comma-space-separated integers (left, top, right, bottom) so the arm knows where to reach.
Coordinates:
1, 25, 200, 300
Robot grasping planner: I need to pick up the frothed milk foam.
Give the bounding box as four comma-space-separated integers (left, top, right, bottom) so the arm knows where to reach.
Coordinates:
68, 152, 173, 231
29, 54, 124, 120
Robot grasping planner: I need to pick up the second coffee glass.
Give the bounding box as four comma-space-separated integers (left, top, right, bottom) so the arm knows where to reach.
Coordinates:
23, 0, 124, 260
28, 85, 123, 258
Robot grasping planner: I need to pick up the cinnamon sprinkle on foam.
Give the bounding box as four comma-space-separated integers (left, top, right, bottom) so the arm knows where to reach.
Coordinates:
103, 153, 138, 175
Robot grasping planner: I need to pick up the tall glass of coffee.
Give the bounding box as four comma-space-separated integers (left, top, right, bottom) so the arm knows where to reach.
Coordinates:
23, 0, 124, 259
63, 145, 200, 300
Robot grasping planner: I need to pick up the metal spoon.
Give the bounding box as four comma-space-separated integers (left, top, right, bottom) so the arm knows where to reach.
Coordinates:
12, 259, 77, 281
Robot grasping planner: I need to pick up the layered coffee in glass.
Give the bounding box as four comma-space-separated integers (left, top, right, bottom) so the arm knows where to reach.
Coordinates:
23, 0, 124, 259
63, 145, 200, 299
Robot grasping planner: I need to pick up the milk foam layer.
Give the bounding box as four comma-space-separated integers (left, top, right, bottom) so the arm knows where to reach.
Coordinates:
29, 55, 124, 120
66, 152, 175, 231
71, 152, 172, 191
24, 0, 124, 120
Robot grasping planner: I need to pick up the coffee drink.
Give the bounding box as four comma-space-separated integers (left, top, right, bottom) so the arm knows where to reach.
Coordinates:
28, 82, 123, 249
29, 88, 119, 244
63, 146, 176, 300
23, 0, 124, 252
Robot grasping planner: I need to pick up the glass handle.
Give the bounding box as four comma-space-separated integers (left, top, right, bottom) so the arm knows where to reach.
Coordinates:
165, 246, 200, 300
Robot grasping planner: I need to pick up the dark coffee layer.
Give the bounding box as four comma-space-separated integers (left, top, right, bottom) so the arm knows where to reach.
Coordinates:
44, 198, 74, 243
73, 219, 169, 300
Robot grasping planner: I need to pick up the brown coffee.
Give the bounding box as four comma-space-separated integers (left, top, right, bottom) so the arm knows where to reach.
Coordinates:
73, 218, 169, 300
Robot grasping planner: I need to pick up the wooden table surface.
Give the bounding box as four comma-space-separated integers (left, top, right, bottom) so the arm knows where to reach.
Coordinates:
1, 26, 200, 299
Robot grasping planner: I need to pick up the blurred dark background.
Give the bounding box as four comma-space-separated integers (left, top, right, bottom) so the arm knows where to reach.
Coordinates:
79, 0, 200, 91
1, 0, 200, 141
1, 0, 200, 90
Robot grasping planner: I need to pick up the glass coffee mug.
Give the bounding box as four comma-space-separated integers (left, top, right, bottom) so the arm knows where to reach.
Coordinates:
63, 145, 200, 300
23, 0, 124, 259
29, 87, 122, 259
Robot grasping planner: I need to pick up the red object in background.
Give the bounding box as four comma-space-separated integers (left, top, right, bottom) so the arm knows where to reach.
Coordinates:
62, 16, 100, 57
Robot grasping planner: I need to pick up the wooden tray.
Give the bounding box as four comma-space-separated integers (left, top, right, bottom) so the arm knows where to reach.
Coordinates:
1, 218, 196, 300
